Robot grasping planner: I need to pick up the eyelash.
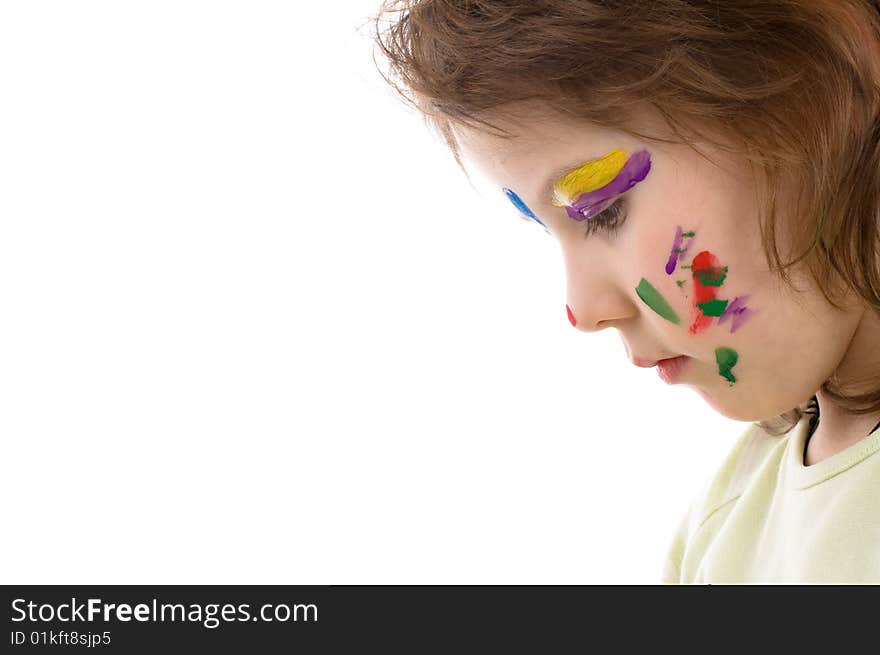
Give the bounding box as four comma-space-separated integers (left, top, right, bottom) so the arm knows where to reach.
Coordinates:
581, 197, 626, 239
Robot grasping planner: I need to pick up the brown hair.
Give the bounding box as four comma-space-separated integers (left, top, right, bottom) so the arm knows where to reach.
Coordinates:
372, 0, 880, 435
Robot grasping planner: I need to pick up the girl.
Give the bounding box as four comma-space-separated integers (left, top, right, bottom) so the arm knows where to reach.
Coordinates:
372, 0, 880, 582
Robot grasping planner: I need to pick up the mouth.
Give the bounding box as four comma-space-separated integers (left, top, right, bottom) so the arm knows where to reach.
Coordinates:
630, 354, 691, 384
656, 356, 690, 384
631, 354, 678, 368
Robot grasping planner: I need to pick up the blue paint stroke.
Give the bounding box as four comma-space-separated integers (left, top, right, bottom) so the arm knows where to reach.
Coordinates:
503, 187, 547, 229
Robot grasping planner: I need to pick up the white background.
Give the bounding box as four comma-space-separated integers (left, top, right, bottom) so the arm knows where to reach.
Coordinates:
0, 1, 743, 583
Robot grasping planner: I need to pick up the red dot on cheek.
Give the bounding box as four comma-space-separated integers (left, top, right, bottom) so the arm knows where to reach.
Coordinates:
566, 304, 577, 327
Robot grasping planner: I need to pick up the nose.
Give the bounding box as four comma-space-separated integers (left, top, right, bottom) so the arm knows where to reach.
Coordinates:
563, 251, 635, 333
566, 296, 631, 332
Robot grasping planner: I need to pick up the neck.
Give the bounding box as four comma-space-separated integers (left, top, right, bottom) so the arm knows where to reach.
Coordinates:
806, 403, 880, 466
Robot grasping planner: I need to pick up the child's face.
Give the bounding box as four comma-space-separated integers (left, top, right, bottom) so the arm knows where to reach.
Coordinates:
454, 104, 862, 421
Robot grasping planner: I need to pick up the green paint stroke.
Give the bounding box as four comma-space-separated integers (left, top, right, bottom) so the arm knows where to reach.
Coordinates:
694, 265, 728, 287
636, 278, 681, 324
680, 265, 692, 269
715, 347, 738, 383
676, 280, 686, 287
681, 230, 696, 237
696, 299, 729, 316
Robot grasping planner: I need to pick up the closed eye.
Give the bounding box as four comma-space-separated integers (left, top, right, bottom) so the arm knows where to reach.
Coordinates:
581, 197, 626, 239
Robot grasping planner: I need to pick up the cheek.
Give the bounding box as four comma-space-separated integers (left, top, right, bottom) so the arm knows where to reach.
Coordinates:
630, 152, 812, 397
632, 219, 700, 328
628, 164, 707, 323
634, 216, 765, 383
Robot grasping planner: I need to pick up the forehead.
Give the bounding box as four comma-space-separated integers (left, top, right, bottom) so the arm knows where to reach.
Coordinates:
454, 110, 599, 157
452, 105, 637, 177
452, 111, 633, 194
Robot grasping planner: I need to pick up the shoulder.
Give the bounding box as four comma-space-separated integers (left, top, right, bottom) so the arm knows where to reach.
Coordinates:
661, 420, 792, 583
698, 420, 790, 519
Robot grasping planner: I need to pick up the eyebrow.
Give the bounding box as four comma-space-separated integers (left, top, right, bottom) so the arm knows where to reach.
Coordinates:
543, 149, 628, 206
541, 164, 575, 204
539, 161, 595, 209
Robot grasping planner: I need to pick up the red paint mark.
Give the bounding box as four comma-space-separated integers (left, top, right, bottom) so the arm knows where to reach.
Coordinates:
690, 250, 722, 334
566, 304, 577, 327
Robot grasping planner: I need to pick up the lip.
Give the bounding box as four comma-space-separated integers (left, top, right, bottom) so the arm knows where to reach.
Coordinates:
656, 355, 690, 384
631, 354, 678, 368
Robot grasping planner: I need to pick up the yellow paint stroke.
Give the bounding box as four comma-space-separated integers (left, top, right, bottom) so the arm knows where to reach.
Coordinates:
551, 148, 628, 208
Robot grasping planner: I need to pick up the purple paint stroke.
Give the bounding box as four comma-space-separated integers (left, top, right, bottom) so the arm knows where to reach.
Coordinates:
665, 226, 683, 274
677, 237, 692, 262
665, 225, 695, 274
565, 150, 652, 221
717, 295, 756, 332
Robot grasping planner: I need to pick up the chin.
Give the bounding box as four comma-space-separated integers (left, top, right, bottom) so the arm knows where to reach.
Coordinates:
690, 385, 728, 414
689, 383, 809, 423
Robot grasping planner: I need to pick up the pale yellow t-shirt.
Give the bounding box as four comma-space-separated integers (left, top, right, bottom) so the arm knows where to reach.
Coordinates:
662, 413, 880, 583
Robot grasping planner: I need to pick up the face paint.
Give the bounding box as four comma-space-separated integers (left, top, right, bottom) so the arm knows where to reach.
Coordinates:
566, 304, 577, 327
630, 228, 754, 388
635, 277, 681, 324
664, 226, 757, 333
503, 187, 548, 229
689, 250, 729, 334
551, 149, 652, 222
687, 250, 758, 335
718, 295, 755, 332
665, 226, 696, 275
715, 346, 739, 383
